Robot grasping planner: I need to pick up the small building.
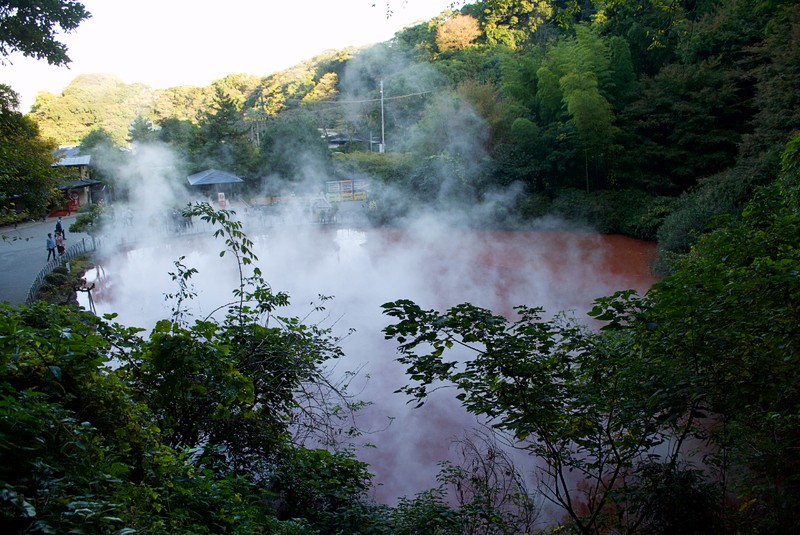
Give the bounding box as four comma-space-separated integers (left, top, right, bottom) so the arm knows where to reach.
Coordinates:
187, 169, 244, 207
52, 147, 102, 213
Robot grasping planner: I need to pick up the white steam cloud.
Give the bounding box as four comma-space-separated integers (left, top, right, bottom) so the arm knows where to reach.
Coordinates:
86, 200, 657, 503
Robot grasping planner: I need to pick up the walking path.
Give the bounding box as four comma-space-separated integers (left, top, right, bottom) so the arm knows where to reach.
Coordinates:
0, 215, 91, 305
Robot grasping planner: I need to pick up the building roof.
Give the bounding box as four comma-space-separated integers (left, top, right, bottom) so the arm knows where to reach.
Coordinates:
187, 169, 244, 186
53, 146, 91, 167
58, 178, 102, 190
54, 155, 92, 167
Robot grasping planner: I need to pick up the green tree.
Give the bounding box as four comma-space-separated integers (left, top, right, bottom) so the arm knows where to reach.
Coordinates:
0, 85, 59, 223
0, 302, 153, 533
740, 2, 800, 165
77, 127, 127, 200
561, 73, 615, 164
382, 295, 702, 533
139, 203, 362, 462
635, 135, 800, 532
620, 59, 746, 192
392, 20, 438, 61
79, 127, 115, 153
152, 84, 212, 123
68, 201, 104, 243
532, 25, 620, 189
210, 74, 262, 109
465, 0, 553, 49
269, 447, 374, 531
200, 88, 236, 135
0, 0, 90, 65
1, 203, 374, 534
128, 114, 157, 145
196, 86, 261, 181
30, 74, 154, 145
157, 116, 198, 149
260, 111, 330, 182
0, 301, 321, 534
601, 0, 683, 76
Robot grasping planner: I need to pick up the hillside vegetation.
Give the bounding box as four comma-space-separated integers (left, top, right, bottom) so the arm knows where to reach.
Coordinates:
27, 1, 800, 263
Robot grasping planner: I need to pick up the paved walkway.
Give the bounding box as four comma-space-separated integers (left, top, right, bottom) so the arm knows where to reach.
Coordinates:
0, 215, 91, 305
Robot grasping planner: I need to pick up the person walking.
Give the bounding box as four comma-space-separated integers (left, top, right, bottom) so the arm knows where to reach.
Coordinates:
55, 216, 64, 237
55, 232, 66, 257
46, 233, 56, 261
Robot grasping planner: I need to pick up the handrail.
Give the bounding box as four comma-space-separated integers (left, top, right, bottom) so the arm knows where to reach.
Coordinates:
25, 237, 98, 305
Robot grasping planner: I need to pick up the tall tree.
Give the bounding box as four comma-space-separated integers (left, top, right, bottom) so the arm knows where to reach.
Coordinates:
636, 135, 800, 532
382, 295, 709, 533
157, 117, 198, 152
532, 25, 620, 189
200, 87, 246, 144
260, 111, 330, 183
128, 115, 157, 145
196, 86, 260, 180
436, 13, 481, 53
0, 85, 59, 223
620, 60, 745, 192
464, 0, 553, 49
78, 127, 125, 199
0, 0, 90, 65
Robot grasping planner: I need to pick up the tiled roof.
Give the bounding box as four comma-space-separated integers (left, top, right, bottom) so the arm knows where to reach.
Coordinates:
54, 155, 92, 167
187, 169, 244, 186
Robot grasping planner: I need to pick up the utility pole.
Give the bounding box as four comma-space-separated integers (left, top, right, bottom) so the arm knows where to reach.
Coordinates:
585, 148, 589, 193
379, 79, 385, 153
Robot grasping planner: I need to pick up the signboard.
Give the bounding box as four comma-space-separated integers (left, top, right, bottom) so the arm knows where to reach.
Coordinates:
325, 179, 369, 203
68, 191, 79, 212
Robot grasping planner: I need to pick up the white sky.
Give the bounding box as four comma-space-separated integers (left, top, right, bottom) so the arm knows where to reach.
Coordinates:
1, 0, 462, 112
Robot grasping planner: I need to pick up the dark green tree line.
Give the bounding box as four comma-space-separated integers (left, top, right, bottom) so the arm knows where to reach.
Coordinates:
14, 0, 800, 257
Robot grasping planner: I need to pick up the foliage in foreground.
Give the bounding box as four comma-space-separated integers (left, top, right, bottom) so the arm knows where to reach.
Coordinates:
2, 202, 546, 534
383, 134, 800, 533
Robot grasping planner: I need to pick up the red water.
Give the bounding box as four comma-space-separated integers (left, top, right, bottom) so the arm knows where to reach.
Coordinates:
359, 228, 658, 314
85, 227, 659, 505
348, 229, 659, 502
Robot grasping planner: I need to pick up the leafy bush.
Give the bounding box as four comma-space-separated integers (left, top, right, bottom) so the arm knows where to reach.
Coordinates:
656, 164, 768, 270
517, 192, 552, 219
549, 188, 669, 238
35, 254, 94, 304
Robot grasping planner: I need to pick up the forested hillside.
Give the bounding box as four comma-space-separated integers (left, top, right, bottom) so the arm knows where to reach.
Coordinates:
26, 0, 800, 263
21, 0, 800, 264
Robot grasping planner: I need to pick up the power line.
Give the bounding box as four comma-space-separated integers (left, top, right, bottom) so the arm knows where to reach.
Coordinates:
305, 89, 437, 106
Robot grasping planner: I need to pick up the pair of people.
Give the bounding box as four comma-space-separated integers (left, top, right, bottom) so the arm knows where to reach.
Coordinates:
46, 218, 67, 261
